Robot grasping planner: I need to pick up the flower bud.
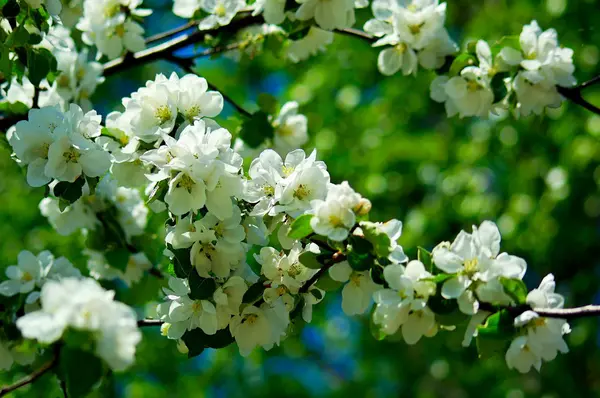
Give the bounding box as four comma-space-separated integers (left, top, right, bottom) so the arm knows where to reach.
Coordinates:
354, 198, 372, 216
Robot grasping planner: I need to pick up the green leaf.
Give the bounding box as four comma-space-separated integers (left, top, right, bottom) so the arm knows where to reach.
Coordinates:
85, 176, 99, 195
146, 179, 168, 205
314, 272, 343, 292
104, 248, 130, 272
360, 221, 391, 258
245, 245, 262, 276
417, 247, 433, 272
429, 273, 454, 284
370, 263, 385, 285
349, 235, 373, 255
491, 72, 509, 102
475, 310, 516, 359
188, 272, 217, 300
499, 277, 528, 305
347, 251, 374, 271
2, 0, 19, 18
257, 93, 279, 115
27, 47, 53, 86
449, 53, 477, 76
58, 347, 104, 398
289, 296, 304, 319
310, 289, 323, 301
5, 25, 29, 48
287, 214, 314, 239
298, 251, 322, 270
242, 281, 265, 304
168, 245, 193, 278
54, 178, 85, 204
496, 35, 521, 51
239, 111, 275, 148
0, 46, 12, 78
181, 328, 235, 358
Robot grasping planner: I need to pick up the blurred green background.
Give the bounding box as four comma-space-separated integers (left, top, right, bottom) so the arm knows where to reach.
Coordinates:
2, 0, 600, 396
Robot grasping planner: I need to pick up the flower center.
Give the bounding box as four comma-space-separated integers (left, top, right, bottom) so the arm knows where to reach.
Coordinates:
277, 124, 294, 137
263, 185, 275, 196
191, 300, 203, 313
115, 24, 126, 38
177, 173, 195, 193
155, 105, 172, 125
22, 272, 33, 282
246, 314, 258, 325
467, 80, 482, 92
294, 184, 311, 200
463, 258, 479, 276
395, 43, 407, 53
408, 23, 424, 35
215, 4, 227, 17
63, 148, 79, 163
185, 105, 201, 120
282, 165, 295, 177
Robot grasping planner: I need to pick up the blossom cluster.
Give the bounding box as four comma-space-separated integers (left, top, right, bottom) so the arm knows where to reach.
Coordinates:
430, 21, 576, 118
77, 0, 151, 60
0, 250, 80, 305
17, 277, 142, 371
364, 0, 457, 76
8, 105, 110, 187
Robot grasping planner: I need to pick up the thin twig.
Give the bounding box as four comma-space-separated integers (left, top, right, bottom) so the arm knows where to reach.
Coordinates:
299, 252, 347, 294
145, 21, 198, 44
138, 319, 163, 327
175, 42, 243, 60
0, 353, 58, 397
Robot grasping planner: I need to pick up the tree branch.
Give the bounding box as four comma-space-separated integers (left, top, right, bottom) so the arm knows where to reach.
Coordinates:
0, 353, 58, 397
137, 319, 163, 327
299, 252, 346, 294
479, 302, 600, 321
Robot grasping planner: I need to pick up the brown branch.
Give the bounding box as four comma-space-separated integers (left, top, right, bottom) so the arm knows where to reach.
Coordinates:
479, 302, 600, 321
137, 319, 163, 327
0, 353, 58, 397
299, 252, 346, 294
145, 21, 198, 44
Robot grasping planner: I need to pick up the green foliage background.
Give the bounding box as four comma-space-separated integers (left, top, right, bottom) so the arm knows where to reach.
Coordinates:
2, 0, 600, 396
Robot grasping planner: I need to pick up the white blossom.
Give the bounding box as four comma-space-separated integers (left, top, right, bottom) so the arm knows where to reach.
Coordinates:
506, 275, 570, 373
310, 181, 362, 241
77, 0, 151, 60
287, 27, 334, 63
295, 0, 356, 31
329, 260, 380, 315
432, 221, 527, 315
198, 0, 246, 30
16, 278, 141, 371
373, 261, 437, 344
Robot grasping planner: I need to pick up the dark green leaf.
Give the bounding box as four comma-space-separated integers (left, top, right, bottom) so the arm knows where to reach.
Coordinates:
314, 272, 343, 292
476, 310, 516, 359
58, 347, 104, 398
188, 272, 217, 300
298, 251, 322, 270
239, 111, 274, 148
347, 251, 374, 271
287, 214, 314, 239
243, 281, 265, 304
86, 176, 99, 195
370, 263, 385, 286
499, 277, 528, 305
289, 296, 304, 319
310, 289, 323, 301
168, 245, 193, 278
257, 93, 279, 115
53, 178, 85, 204
104, 248, 130, 272
2, 0, 19, 18
349, 235, 373, 255
491, 72, 509, 102
182, 328, 235, 358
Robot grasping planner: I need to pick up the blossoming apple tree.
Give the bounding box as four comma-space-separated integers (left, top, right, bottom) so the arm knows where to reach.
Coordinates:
0, 0, 599, 396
